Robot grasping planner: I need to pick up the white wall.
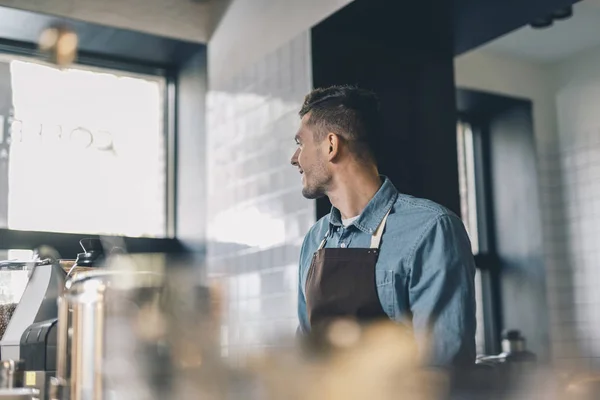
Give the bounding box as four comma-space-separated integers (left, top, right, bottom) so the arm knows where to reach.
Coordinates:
207, 0, 352, 89
549, 46, 600, 369
454, 50, 557, 148
455, 46, 600, 369
203, 0, 361, 358
552, 46, 600, 148
0, 0, 212, 42
205, 32, 314, 359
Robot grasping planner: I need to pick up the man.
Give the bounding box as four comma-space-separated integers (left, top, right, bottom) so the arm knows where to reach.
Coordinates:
291, 85, 476, 367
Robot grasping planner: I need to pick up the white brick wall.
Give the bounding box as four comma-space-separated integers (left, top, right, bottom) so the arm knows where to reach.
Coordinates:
547, 64, 600, 368
205, 32, 314, 359
456, 45, 600, 369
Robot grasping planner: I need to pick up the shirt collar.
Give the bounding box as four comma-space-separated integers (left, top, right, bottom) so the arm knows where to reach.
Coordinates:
329, 176, 398, 234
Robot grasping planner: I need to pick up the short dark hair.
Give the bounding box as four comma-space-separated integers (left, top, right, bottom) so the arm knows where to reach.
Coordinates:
299, 85, 382, 163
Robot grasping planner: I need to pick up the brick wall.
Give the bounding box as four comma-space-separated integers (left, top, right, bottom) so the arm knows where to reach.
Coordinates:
542, 58, 600, 368
205, 32, 314, 360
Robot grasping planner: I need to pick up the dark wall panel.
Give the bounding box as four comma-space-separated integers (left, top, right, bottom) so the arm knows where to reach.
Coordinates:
311, 0, 460, 218
454, 0, 581, 55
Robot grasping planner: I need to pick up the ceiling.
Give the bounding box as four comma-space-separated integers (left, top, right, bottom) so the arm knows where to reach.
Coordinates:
0, 5, 204, 67
0, 0, 220, 44
480, 0, 600, 63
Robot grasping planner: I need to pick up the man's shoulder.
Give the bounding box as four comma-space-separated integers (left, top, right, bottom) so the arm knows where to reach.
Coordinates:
394, 193, 457, 217
390, 193, 463, 231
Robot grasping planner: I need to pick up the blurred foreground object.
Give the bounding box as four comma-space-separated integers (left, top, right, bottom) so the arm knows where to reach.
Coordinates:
50, 269, 165, 400
4, 246, 600, 399
38, 25, 78, 67
566, 374, 600, 400
315, 320, 448, 400
248, 319, 448, 400
49, 252, 238, 400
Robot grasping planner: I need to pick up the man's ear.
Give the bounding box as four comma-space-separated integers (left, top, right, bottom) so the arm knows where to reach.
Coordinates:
325, 132, 340, 161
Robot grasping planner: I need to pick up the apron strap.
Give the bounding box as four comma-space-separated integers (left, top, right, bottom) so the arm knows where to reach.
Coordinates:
370, 208, 392, 249
317, 231, 329, 250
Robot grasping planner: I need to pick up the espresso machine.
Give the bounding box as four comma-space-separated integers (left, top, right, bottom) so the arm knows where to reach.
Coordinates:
0, 239, 111, 399
0, 257, 66, 400
46, 253, 227, 400
0, 242, 225, 400
49, 268, 167, 400
0, 260, 64, 362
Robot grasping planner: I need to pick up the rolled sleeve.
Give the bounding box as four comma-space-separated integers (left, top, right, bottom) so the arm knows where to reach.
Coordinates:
408, 214, 477, 368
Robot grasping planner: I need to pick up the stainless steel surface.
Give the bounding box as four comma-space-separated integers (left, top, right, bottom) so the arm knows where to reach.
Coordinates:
48, 378, 67, 400
0, 360, 19, 389
21, 371, 48, 400
0, 387, 39, 399
69, 278, 104, 400
502, 338, 525, 353
54, 296, 68, 393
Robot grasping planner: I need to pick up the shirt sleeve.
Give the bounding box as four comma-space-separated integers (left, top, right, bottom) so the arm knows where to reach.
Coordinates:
407, 214, 477, 368
297, 234, 311, 336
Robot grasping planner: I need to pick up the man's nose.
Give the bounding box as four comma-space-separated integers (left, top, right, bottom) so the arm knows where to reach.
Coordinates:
290, 148, 299, 166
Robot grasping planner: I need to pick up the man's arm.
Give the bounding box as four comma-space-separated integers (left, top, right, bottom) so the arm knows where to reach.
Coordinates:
407, 214, 477, 368
297, 283, 309, 335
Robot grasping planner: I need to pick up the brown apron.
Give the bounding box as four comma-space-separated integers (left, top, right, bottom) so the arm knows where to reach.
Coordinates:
305, 209, 391, 336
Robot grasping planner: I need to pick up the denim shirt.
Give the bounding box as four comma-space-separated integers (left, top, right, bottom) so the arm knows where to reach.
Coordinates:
297, 177, 477, 367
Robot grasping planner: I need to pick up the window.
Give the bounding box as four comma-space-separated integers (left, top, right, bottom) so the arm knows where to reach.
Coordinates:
457, 120, 498, 356
457, 121, 479, 254
0, 55, 167, 238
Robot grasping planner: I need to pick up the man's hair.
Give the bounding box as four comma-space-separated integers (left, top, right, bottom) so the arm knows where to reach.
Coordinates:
299, 85, 382, 163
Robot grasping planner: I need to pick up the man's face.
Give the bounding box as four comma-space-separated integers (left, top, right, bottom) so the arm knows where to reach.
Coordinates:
290, 114, 331, 199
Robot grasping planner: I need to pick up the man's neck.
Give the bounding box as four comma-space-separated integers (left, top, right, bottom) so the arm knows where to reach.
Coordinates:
327, 169, 382, 220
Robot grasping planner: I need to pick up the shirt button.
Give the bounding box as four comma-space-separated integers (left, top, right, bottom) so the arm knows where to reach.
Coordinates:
340, 243, 347, 248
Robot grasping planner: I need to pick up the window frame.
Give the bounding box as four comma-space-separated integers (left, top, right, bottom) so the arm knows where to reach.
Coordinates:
0, 38, 181, 258
457, 114, 503, 356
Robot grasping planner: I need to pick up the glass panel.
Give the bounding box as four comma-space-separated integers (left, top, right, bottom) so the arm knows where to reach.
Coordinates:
0, 56, 167, 237
7, 249, 33, 260
474, 269, 486, 355
457, 121, 480, 253
458, 121, 487, 354
0, 249, 34, 339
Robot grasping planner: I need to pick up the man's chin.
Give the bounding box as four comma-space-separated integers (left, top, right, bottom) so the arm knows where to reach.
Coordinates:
301, 187, 325, 200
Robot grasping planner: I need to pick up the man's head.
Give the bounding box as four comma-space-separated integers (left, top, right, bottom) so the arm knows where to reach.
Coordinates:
290, 85, 382, 199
